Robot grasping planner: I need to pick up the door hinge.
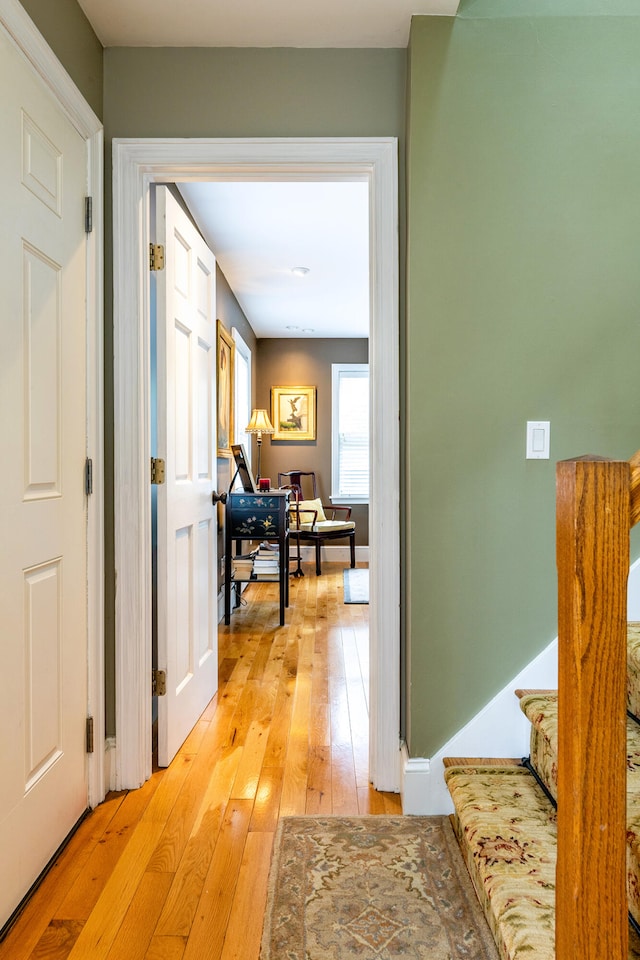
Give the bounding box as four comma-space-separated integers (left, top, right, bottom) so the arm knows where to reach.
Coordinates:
86, 716, 94, 753
85, 457, 93, 496
149, 243, 165, 271
152, 669, 167, 697
85, 196, 93, 233
151, 457, 166, 485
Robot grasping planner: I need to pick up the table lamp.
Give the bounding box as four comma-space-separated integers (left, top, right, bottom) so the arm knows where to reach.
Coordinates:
245, 408, 274, 481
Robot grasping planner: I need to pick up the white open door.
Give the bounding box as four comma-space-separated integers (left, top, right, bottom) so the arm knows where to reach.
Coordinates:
155, 186, 219, 766
0, 25, 89, 926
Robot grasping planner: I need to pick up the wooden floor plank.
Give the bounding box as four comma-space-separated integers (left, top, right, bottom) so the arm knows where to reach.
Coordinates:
154, 746, 243, 938
105, 872, 174, 960
28, 919, 85, 960
142, 755, 196, 826
181, 799, 252, 960
54, 775, 164, 921
1, 565, 403, 960
144, 936, 187, 960
66, 822, 166, 959
249, 766, 284, 834
219, 831, 274, 960
0, 795, 126, 960
306, 744, 332, 814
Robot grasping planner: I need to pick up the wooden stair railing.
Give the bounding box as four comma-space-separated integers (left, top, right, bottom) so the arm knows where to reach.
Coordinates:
556, 455, 632, 960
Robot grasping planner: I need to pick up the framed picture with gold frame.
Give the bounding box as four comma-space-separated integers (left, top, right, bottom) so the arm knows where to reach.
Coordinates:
271, 385, 316, 441
217, 321, 234, 456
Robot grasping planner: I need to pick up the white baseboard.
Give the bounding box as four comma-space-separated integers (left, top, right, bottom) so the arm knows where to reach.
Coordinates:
402, 555, 640, 815
104, 736, 117, 793
295, 544, 369, 564
400, 745, 431, 814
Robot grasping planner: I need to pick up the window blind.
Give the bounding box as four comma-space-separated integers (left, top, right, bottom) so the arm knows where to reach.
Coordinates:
333, 365, 369, 500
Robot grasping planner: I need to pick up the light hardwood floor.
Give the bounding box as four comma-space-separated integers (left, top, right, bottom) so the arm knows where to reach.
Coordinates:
1, 563, 401, 960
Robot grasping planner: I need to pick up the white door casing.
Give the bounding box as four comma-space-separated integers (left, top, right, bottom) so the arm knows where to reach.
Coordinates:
0, 1, 104, 927
155, 187, 218, 766
113, 138, 400, 793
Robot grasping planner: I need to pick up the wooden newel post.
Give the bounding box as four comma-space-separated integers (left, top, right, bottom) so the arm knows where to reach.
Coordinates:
556, 456, 629, 960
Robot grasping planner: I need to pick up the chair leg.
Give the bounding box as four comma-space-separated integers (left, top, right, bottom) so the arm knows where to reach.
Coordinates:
291, 533, 304, 578
315, 541, 322, 576
349, 532, 356, 568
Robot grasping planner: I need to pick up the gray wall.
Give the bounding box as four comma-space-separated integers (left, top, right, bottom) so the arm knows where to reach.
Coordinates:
257, 339, 369, 546
215, 278, 258, 591
103, 48, 407, 141
101, 48, 406, 737
18, 0, 103, 118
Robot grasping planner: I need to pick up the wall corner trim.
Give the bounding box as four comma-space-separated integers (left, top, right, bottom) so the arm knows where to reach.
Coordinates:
401, 743, 431, 815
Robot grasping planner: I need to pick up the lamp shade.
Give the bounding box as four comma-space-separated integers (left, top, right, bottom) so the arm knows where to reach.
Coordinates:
245, 409, 274, 435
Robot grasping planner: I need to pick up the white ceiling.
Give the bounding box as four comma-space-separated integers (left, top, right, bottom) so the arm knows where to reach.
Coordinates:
178, 181, 370, 339
77, 0, 459, 48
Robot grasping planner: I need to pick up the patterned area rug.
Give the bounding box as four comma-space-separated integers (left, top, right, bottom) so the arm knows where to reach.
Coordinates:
260, 815, 499, 959
343, 567, 369, 604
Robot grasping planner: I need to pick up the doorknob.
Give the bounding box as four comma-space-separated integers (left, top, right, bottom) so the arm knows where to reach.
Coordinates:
211, 490, 227, 505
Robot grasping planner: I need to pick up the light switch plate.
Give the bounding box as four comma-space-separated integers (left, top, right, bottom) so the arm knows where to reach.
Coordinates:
526, 421, 550, 459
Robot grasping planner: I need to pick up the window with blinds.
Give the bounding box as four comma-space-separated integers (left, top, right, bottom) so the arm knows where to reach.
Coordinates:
331, 363, 369, 502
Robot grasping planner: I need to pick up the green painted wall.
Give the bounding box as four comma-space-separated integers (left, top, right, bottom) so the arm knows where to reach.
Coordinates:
18, 0, 103, 119
406, 13, 640, 757
103, 48, 405, 141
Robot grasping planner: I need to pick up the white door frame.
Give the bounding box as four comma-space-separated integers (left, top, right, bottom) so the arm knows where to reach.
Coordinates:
0, 0, 105, 806
112, 137, 400, 792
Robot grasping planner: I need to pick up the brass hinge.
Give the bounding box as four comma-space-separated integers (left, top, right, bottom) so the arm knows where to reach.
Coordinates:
86, 716, 94, 753
85, 196, 93, 234
85, 457, 93, 496
151, 457, 166, 485
149, 243, 165, 271
152, 669, 167, 697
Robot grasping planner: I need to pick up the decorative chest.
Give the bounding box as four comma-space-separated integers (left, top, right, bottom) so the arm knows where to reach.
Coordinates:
226, 491, 290, 538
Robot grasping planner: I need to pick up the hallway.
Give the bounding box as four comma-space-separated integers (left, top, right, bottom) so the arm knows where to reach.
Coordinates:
1, 563, 401, 960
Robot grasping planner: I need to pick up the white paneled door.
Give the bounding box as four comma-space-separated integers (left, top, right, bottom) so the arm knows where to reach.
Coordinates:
0, 28, 89, 926
156, 187, 219, 766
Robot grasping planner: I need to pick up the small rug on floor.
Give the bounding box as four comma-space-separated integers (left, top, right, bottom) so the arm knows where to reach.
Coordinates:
343, 567, 369, 604
260, 815, 499, 960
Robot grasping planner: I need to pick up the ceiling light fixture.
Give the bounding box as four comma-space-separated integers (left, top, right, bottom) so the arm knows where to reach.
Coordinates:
285, 325, 300, 331
291, 266, 310, 277
302, 328, 315, 334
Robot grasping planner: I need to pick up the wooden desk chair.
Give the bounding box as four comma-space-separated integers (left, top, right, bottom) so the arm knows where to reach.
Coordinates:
277, 470, 356, 576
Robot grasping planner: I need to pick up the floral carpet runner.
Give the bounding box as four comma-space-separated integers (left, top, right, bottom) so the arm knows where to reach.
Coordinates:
445, 621, 640, 960
260, 815, 499, 959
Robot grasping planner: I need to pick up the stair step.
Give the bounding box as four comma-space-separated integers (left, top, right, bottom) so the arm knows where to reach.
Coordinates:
518, 692, 640, 801
511, 622, 640, 726
440, 623, 640, 958
628, 623, 640, 719
445, 763, 640, 960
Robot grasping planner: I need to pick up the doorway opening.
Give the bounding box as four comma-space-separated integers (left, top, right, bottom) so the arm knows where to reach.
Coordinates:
112, 138, 400, 793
